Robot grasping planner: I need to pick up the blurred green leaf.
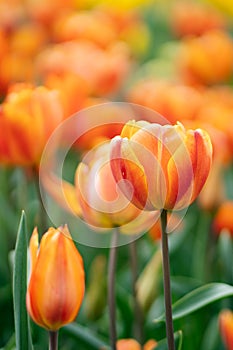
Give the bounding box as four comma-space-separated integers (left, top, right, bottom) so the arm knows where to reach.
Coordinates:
62, 323, 110, 349
200, 315, 220, 350
218, 230, 233, 283
154, 330, 183, 350
13, 211, 32, 350
155, 283, 233, 322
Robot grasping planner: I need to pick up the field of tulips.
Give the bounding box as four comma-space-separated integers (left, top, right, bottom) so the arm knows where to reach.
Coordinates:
1, 0, 233, 349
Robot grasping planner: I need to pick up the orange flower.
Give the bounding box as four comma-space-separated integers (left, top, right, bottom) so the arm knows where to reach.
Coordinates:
0, 85, 63, 166
116, 338, 157, 350
213, 201, 233, 236
179, 30, 233, 85
26, 225, 85, 331
75, 142, 148, 229
110, 120, 212, 211
127, 80, 202, 124
171, 1, 225, 38
143, 339, 158, 350
116, 339, 141, 350
219, 309, 233, 350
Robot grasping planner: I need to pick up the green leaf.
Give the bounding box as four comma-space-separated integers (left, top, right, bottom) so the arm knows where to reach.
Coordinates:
13, 211, 32, 350
154, 330, 183, 350
154, 283, 233, 323
62, 323, 110, 349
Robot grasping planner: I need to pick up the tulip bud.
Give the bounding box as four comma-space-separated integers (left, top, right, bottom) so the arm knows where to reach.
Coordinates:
219, 309, 233, 350
26, 225, 85, 331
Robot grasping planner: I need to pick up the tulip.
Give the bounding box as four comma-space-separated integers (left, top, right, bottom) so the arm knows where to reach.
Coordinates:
110, 120, 212, 211
0, 85, 63, 166
219, 309, 233, 350
116, 339, 141, 350
179, 30, 233, 85
213, 201, 233, 236
26, 225, 85, 331
75, 141, 154, 229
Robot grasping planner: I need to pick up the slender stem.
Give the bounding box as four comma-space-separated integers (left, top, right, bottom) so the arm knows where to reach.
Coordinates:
161, 209, 175, 350
129, 240, 144, 346
49, 331, 58, 350
32, 167, 48, 236
108, 228, 119, 350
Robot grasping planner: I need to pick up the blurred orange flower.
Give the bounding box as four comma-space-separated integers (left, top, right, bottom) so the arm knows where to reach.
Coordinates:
127, 79, 202, 124
179, 30, 233, 85
171, 1, 226, 37
213, 201, 233, 236
116, 338, 157, 350
110, 120, 212, 211
0, 85, 63, 166
37, 41, 131, 96
26, 225, 85, 331
219, 309, 233, 350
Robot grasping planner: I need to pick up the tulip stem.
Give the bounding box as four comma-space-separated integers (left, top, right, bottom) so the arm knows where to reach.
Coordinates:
33, 167, 48, 236
161, 209, 175, 350
108, 228, 119, 350
129, 240, 144, 346
49, 331, 58, 350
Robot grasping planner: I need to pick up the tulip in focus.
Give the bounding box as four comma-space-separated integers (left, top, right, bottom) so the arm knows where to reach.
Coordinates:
26, 225, 85, 331
0, 85, 63, 166
219, 309, 233, 350
110, 120, 212, 211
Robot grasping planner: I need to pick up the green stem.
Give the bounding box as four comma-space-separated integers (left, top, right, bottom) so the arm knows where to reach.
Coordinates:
161, 209, 175, 350
33, 167, 48, 237
129, 240, 144, 346
108, 228, 119, 350
49, 331, 58, 350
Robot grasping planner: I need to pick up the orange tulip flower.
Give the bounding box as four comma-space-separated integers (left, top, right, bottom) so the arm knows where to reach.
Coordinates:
213, 201, 233, 236
219, 309, 233, 350
75, 141, 152, 229
116, 338, 157, 350
179, 30, 233, 86
26, 225, 85, 331
0, 85, 63, 166
110, 120, 212, 211
116, 339, 141, 350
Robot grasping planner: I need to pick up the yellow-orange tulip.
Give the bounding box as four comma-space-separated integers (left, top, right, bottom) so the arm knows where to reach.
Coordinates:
213, 201, 233, 237
0, 85, 63, 166
219, 309, 233, 350
110, 120, 212, 211
26, 225, 85, 331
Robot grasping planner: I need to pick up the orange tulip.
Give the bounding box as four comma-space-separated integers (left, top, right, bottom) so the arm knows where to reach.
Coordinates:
171, 1, 225, 38
0, 85, 63, 166
26, 225, 85, 331
110, 120, 212, 211
219, 309, 233, 350
127, 79, 202, 124
75, 141, 150, 229
179, 30, 233, 85
116, 338, 157, 350
116, 339, 141, 350
213, 201, 233, 236
144, 339, 158, 350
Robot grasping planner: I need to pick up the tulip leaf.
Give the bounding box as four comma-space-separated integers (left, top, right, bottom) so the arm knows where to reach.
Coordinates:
154, 283, 233, 323
62, 323, 110, 349
154, 330, 183, 350
13, 211, 32, 350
